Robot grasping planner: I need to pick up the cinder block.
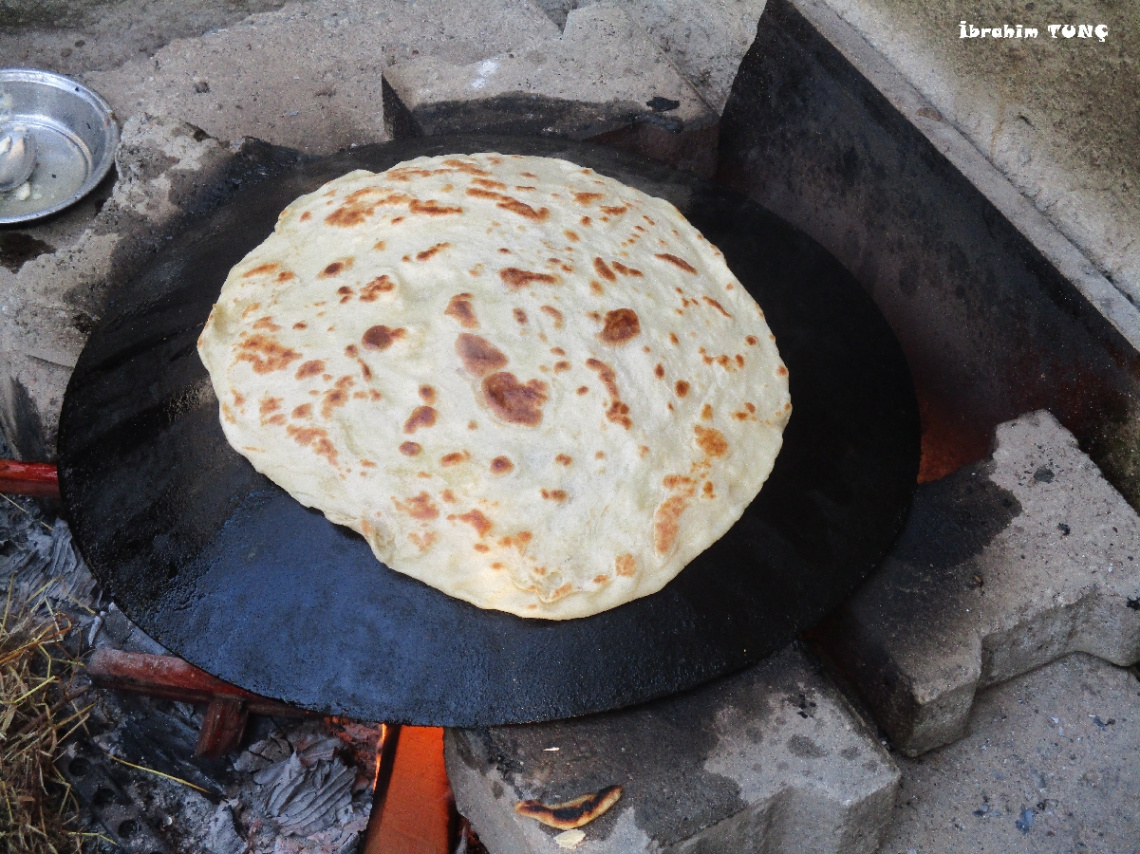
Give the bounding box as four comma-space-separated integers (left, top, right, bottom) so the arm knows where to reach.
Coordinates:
532, 0, 770, 114
382, 1, 720, 175
445, 646, 899, 854
878, 652, 1140, 853
819, 410, 1140, 756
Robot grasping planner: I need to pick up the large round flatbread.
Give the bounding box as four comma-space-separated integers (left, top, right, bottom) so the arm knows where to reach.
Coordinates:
197, 153, 791, 619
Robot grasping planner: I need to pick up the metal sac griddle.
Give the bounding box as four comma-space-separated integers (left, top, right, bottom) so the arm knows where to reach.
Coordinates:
58, 135, 919, 726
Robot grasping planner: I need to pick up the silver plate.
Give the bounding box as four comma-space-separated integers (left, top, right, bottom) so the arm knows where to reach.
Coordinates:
0, 68, 118, 225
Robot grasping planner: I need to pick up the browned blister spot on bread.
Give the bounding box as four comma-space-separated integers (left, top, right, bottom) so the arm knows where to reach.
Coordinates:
243, 262, 279, 278
285, 424, 338, 466
362, 325, 406, 351
360, 276, 394, 301
481, 373, 549, 427
298, 360, 325, 381
321, 376, 354, 419
598, 308, 640, 345
541, 489, 567, 501
392, 491, 439, 520
473, 178, 509, 190
615, 554, 636, 577
409, 199, 462, 216
399, 442, 421, 456
490, 456, 514, 474
237, 335, 301, 374
326, 190, 411, 226
573, 192, 603, 205
414, 242, 449, 262
593, 257, 616, 282
451, 509, 493, 537
456, 333, 508, 377
500, 267, 558, 289
540, 305, 564, 328
445, 293, 478, 329
585, 358, 632, 429
319, 258, 353, 278
654, 492, 691, 554
403, 406, 437, 434
514, 786, 623, 830
444, 158, 491, 176
440, 451, 470, 467
467, 186, 550, 221
656, 252, 698, 274
694, 425, 728, 458
253, 316, 281, 331
703, 295, 732, 317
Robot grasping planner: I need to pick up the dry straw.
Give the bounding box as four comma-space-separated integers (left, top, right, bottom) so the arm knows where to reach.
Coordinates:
0, 580, 93, 853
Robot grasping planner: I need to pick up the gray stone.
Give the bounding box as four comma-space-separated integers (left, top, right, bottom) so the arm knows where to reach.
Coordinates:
382, 1, 719, 174
82, 0, 561, 156
877, 652, 1140, 854
525, 0, 769, 113
445, 645, 899, 854
819, 410, 1140, 757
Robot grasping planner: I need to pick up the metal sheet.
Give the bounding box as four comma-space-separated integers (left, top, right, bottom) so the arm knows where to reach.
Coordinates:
57, 135, 919, 726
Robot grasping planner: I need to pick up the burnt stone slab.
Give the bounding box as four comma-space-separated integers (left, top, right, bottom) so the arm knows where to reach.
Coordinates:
818, 410, 1140, 756
445, 646, 898, 854
381, 1, 719, 175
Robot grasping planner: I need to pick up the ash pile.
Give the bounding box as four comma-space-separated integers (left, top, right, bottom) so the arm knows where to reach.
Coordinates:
0, 453, 375, 854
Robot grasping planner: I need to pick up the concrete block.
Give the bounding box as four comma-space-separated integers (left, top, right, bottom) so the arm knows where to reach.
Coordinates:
529, 0, 769, 114
878, 652, 1140, 853
818, 410, 1140, 756
382, 1, 719, 175
83, 0, 561, 156
445, 645, 899, 854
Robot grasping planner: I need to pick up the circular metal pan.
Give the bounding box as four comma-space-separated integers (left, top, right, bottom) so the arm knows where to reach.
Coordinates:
58, 136, 919, 726
0, 68, 118, 225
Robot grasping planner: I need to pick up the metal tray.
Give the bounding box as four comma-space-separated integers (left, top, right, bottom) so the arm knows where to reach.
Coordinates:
0, 68, 117, 225
58, 135, 920, 726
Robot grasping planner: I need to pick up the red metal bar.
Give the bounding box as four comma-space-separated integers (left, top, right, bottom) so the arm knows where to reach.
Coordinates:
0, 460, 60, 498
196, 697, 250, 759
88, 649, 314, 719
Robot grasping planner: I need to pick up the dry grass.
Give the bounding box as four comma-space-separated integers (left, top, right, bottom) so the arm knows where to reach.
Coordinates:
0, 582, 92, 854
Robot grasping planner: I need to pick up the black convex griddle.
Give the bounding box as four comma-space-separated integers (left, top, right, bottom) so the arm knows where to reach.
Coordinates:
58, 136, 919, 726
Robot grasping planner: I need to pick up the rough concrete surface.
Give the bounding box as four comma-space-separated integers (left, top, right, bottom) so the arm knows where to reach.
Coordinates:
382, 1, 715, 141
820, 411, 1140, 757
877, 653, 1140, 854
812, 0, 1140, 309
80, 0, 561, 155
446, 645, 899, 854
519, 0, 769, 113
0, 0, 305, 76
